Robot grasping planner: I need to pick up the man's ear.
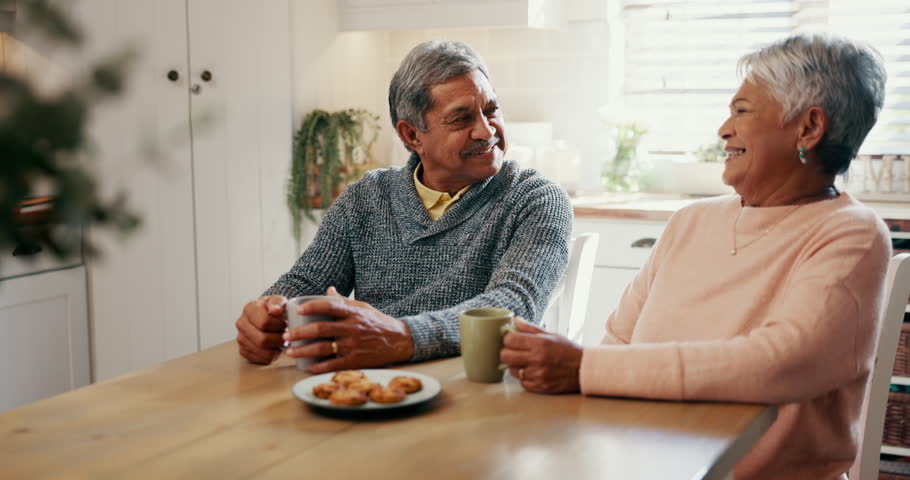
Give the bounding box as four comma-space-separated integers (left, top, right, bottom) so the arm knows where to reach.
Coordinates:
396, 120, 423, 154
797, 106, 828, 151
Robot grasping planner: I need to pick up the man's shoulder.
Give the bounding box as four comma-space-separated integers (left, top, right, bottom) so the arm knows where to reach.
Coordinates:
341, 164, 407, 198
499, 162, 570, 201
358, 164, 405, 185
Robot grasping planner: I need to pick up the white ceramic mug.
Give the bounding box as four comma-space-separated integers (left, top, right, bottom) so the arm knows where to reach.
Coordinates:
285, 295, 334, 370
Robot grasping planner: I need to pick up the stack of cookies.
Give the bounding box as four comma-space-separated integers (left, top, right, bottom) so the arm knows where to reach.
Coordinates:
312, 370, 423, 406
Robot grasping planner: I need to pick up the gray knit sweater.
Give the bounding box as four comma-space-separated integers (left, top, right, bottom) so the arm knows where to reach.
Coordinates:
265, 153, 572, 362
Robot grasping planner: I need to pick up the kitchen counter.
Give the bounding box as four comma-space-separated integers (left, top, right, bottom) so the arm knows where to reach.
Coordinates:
572, 193, 713, 222
573, 192, 910, 224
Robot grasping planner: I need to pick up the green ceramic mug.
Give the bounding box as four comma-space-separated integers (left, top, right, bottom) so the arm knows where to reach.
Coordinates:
459, 308, 516, 383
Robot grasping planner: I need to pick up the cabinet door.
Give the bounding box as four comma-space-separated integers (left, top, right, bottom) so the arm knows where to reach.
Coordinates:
0, 267, 90, 412
574, 217, 662, 346
582, 267, 638, 346
74, 0, 200, 381
187, 0, 295, 348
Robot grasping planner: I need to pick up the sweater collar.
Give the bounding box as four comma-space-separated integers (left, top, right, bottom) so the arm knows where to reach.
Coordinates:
391, 152, 513, 242
734, 192, 848, 235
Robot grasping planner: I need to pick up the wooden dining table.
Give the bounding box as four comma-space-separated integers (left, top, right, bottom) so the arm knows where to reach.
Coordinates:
0, 342, 776, 479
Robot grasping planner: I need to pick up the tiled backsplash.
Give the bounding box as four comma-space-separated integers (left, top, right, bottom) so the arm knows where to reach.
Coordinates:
301, 18, 616, 195
386, 24, 614, 194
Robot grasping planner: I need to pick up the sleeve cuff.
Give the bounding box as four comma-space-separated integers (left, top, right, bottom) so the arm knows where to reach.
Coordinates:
401, 315, 448, 362
580, 344, 685, 400
262, 283, 302, 299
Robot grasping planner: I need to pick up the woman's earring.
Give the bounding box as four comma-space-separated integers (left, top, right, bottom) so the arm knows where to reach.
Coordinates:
798, 147, 808, 164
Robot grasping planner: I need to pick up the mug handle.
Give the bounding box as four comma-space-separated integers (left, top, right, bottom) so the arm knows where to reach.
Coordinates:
497, 322, 517, 371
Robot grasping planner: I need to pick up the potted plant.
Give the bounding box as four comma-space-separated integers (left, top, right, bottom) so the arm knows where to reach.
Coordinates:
665, 138, 733, 196
694, 138, 726, 164
602, 122, 648, 192
287, 108, 380, 242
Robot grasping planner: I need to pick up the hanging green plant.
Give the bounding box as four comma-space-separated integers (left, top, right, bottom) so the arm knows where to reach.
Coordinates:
288, 108, 380, 241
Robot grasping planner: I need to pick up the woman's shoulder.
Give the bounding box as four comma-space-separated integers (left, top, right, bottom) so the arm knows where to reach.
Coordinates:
813, 193, 888, 231
666, 194, 740, 225
810, 193, 890, 244
683, 193, 740, 210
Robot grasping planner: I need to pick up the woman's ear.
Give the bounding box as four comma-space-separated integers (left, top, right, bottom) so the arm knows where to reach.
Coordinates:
798, 106, 828, 151
396, 120, 423, 154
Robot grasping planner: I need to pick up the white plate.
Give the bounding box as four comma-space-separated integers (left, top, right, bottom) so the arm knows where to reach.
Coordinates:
292, 369, 442, 411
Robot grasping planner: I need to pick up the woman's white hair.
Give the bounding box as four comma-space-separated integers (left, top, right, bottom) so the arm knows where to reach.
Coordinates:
738, 34, 886, 175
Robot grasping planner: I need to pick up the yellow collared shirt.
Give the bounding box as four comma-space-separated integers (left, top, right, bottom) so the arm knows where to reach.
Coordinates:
413, 163, 471, 220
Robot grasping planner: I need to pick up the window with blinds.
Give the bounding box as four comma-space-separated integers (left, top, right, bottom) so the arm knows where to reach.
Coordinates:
621, 0, 910, 158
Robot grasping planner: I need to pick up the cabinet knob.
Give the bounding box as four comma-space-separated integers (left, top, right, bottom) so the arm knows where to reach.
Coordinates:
190, 84, 202, 95
201, 70, 212, 82
630, 238, 656, 248
12, 242, 42, 256
167, 70, 179, 82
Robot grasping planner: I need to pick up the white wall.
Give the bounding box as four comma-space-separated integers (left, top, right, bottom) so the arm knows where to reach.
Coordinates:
288, 1, 394, 251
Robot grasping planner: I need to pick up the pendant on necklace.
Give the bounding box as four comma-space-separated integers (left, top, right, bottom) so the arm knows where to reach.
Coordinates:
730, 248, 737, 256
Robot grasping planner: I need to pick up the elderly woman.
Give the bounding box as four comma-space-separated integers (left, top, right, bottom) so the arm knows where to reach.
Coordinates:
501, 34, 890, 479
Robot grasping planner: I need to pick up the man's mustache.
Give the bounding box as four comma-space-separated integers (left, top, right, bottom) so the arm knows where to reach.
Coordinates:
462, 136, 501, 156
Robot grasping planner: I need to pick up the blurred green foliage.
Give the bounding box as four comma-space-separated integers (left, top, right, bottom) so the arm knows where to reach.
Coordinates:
694, 138, 726, 163
1, 0, 139, 260
602, 122, 647, 192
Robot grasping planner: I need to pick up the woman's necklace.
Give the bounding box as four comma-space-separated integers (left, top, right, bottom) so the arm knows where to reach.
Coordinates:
729, 186, 839, 256
730, 203, 805, 256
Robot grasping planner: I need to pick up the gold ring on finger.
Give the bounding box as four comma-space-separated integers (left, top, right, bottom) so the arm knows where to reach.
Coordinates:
519, 368, 525, 380
331, 340, 338, 355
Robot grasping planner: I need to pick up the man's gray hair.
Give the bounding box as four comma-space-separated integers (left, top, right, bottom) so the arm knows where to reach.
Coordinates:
738, 34, 886, 175
389, 39, 491, 133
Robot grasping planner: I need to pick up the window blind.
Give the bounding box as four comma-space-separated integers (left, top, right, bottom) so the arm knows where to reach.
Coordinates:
621, 0, 910, 157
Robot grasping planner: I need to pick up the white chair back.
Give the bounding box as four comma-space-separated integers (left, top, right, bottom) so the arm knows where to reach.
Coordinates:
543, 233, 599, 341
850, 253, 910, 479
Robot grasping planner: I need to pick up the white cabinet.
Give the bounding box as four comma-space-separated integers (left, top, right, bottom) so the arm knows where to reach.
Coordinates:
574, 218, 665, 345
583, 267, 636, 345
70, 0, 295, 380
0, 267, 90, 412
339, 0, 565, 31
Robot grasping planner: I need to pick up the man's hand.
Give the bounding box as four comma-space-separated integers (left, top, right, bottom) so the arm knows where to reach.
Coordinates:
235, 295, 287, 365
500, 317, 583, 394
283, 287, 415, 374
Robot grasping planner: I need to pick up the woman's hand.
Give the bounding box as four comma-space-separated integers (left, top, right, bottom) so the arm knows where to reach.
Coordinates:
500, 317, 583, 394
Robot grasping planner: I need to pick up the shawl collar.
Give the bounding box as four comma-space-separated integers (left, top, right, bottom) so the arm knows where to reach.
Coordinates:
390, 152, 512, 244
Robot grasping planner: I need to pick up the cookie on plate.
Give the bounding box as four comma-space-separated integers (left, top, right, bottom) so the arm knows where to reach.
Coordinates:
331, 370, 366, 386
389, 376, 422, 394
368, 385, 406, 404
347, 378, 381, 394
329, 388, 367, 406
312, 382, 341, 399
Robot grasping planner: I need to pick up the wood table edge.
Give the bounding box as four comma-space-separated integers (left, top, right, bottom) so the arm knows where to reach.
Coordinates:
697, 404, 778, 480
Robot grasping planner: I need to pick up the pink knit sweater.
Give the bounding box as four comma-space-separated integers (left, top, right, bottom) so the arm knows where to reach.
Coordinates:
580, 193, 891, 479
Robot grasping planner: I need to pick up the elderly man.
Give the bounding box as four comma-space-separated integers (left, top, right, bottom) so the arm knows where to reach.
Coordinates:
235, 39, 572, 373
